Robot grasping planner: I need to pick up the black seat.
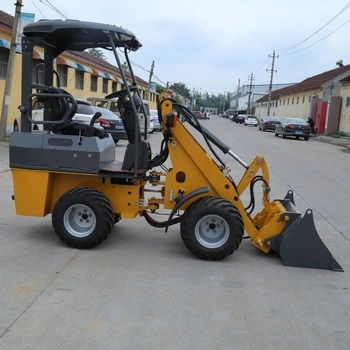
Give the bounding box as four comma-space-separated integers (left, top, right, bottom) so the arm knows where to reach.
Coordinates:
43, 87, 104, 138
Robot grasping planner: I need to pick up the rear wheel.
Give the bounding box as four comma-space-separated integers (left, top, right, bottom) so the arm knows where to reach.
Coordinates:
274, 129, 279, 137
180, 196, 244, 260
304, 136, 309, 141
282, 129, 286, 138
52, 187, 114, 248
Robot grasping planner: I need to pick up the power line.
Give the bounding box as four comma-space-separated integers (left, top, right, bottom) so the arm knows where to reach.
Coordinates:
37, 0, 71, 19
282, 18, 350, 56
30, 0, 45, 18
254, 56, 270, 75
278, 2, 350, 54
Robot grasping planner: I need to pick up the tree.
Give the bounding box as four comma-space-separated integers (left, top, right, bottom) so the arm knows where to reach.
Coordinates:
87, 48, 106, 61
121, 61, 129, 73
156, 84, 166, 94
169, 82, 191, 100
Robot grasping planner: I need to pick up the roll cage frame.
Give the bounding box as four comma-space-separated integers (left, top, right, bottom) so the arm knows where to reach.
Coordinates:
20, 19, 147, 137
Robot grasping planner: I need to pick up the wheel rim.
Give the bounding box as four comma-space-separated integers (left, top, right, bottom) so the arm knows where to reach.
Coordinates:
194, 214, 230, 248
63, 204, 96, 237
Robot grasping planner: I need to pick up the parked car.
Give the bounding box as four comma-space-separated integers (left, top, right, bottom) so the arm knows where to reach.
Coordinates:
69, 98, 97, 124
235, 114, 246, 124
224, 110, 235, 119
274, 117, 311, 141
92, 106, 127, 143
87, 96, 151, 134
150, 109, 161, 132
87, 97, 120, 114
244, 115, 258, 126
192, 111, 204, 119
258, 116, 281, 131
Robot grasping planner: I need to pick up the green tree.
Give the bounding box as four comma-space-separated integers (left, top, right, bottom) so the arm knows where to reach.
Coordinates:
121, 61, 129, 73
87, 48, 106, 61
156, 84, 166, 94
169, 82, 191, 100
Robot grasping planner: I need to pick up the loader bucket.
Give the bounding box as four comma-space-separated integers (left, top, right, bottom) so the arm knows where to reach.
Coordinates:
266, 192, 343, 272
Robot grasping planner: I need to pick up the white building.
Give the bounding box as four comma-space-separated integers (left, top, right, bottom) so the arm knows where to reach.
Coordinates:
230, 83, 295, 114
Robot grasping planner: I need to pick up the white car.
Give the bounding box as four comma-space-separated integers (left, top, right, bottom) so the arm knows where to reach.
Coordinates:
244, 115, 258, 126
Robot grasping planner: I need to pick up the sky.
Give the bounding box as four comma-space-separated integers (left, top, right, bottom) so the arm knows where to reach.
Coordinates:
2, 0, 350, 95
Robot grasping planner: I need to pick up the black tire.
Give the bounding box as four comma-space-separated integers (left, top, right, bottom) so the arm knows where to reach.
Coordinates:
114, 139, 119, 144
304, 136, 309, 141
180, 196, 244, 260
281, 129, 286, 139
274, 130, 279, 137
52, 187, 114, 249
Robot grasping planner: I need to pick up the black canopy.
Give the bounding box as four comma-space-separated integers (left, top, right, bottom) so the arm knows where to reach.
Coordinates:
23, 19, 142, 57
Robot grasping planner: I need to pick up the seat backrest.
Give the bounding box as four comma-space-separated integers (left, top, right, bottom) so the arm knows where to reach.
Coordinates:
46, 87, 77, 122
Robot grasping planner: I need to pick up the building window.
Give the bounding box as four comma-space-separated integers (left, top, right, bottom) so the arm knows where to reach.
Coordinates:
287, 98, 290, 105
56, 65, 67, 87
0, 48, 9, 78
302, 96, 305, 103
102, 78, 108, 94
91, 75, 98, 92
292, 98, 294, 105
32, 59, 44, 84
75, 70, 84, 90
296, 97, 299, 104
346, 97, 350, 107
112, 81, 117, 92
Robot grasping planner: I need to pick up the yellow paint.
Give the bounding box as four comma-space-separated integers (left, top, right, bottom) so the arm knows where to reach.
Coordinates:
11, 94, 296, 255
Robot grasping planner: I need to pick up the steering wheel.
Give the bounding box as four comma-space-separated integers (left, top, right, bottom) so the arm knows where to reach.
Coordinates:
105, 86, 138, 99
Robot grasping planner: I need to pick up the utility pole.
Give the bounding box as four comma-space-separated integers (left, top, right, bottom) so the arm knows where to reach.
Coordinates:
0, 0, 22, 140
247, 73, 254, 114
235, 78, 240, 113
192, 87, 195, 110
267, 50, 278, 116
145, 60, 155, 102
222, 92, 226, 113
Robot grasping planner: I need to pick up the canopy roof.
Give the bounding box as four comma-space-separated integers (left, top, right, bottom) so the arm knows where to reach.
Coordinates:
23, 19, 142, 56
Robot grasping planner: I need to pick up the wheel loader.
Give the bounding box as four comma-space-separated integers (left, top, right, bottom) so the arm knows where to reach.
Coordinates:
9, 19, 343, 271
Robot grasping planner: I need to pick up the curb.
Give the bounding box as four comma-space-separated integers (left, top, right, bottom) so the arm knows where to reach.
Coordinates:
312, 135, 350, 148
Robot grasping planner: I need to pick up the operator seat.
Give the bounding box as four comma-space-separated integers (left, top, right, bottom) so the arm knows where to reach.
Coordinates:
45, 87, 104, 137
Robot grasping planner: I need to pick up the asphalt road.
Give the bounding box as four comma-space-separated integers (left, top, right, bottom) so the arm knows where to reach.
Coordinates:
0, 118, 349, 349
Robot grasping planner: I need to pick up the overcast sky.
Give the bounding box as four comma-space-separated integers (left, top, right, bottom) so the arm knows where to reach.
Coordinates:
2, 0, 350, 94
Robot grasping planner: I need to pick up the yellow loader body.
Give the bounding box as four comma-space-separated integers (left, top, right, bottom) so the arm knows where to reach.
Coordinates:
10, 19, 342, 271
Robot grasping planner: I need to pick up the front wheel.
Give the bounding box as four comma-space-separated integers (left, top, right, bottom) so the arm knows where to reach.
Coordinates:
180, 196, 244, 260
52, 187, 114, 248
